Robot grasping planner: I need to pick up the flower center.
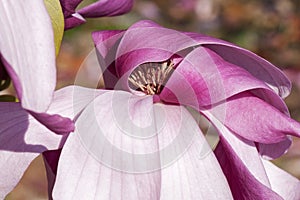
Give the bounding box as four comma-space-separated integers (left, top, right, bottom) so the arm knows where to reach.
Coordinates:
128, 60, 175, 95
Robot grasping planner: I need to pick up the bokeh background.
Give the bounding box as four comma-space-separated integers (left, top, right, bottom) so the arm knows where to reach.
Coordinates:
6, 0, 300, 199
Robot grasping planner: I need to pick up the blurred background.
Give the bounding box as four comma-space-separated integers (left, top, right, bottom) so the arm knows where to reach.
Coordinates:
6, 0, 300, 199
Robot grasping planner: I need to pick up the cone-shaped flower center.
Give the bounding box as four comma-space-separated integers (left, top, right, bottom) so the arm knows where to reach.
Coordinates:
128, 60, 175, 95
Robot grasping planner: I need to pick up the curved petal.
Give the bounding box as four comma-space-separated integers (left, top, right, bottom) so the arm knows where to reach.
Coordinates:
158, 105, 232, 199
160, 46, 288, 110
0, 1, 56, 112
62, 0, 133, 29
185, 32, 291, 98
59, 0, 82, 17
52, 91, 232, 199
52, 91, 161, 199
59, 0, 86, 29
210, 92, 300, 144
92, 30, 125, 89
78, 0, 134, 18
262, 159, 300, 200
257, 137, 292, 159
30, 86, 106, 134
0, 103, 63, 199
214, 138, 283, 200
206, 111, 283, 199
43, 149, 62, 199
64, 12, 86, 29
97, 20, 290, 99
92, 30, 125, 59
0, 86, 104, 197
115, 21, 197, 79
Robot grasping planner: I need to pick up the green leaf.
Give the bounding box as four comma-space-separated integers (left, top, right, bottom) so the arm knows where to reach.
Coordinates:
44, 0, 65, 55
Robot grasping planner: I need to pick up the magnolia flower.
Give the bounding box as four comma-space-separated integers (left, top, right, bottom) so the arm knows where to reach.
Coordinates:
60, 0, 134, 29
39, 20, 300, 199
0, 2, 74, 197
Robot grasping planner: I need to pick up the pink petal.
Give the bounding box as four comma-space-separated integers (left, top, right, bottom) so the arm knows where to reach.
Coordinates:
0, 1, 56, 112
210, 91, 300, 145
157, 104, 232, 199
214, 138, 283, 200
78, 0, 134, 18
185, 32, 291, 98
262, 159, 300, 200
31, 85, 107, 134
52, 91, 232, 198
92, 30, 125, 59
52, 91, 161, 199
0, 86, 104, 197
43, 149, 62, 197
160, 46, 288, 110
0, 103, 63, 198
257, 138, 292, 159
94, 20, 290, 99
59, 0, 82, 17
92, 30, 125, 89
59, 0, 87, 29
207, 112, 283, 199
64, 13, 86, 29
205, 111, 272, 185
62, 0, 133, 29
115, 21, 197, 79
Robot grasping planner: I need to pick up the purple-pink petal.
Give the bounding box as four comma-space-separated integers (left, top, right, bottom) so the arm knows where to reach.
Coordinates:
78, 0, 133, 18
30, 85, 107, 134
92, 30, 125, 89
43, 149, 62, 199
208, 110, 300, 199
95, 21, 291, 100
0, 86, 105, 197
257, 138, 292, 159
61, 0, 133, 29
0, 1, 56, 113
0, 103, 63, 198
160, 46, 287, 109
214, 137, 283, 200
216, 91, 300, 144
185, 32, 291, 98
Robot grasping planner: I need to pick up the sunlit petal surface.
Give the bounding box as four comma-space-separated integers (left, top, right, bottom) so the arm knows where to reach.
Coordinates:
0, 1, 56, 112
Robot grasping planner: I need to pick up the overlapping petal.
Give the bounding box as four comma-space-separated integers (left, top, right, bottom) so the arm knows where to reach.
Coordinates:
262, 159, 300, 199
185, 32, 291, 98
92, 20, 291, 100
92, 30, 125, 89
207, 112, 282, 199
0, 103, 63, 198
51, 90, 232, 199
89, 20, 300, 198
214, 137, 283, 200
52, 91, 161, 199
0, 86, 104, 198
0, 1, 56, 113
60, 0, 134, 29
207, 110, 300, 199
160, 46, 289, 110
215, 92, 300, 144
197, 91, 300, 158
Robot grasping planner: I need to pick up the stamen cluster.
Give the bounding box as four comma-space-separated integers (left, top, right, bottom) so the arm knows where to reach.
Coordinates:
128, 60, 174, 95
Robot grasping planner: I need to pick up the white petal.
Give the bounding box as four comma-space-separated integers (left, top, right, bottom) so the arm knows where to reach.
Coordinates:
0, 1, 56, 112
